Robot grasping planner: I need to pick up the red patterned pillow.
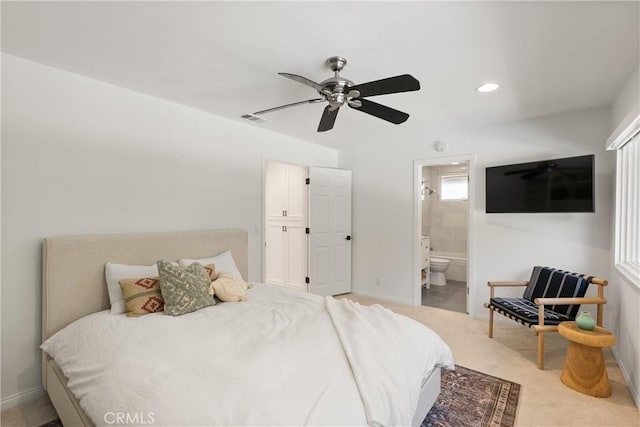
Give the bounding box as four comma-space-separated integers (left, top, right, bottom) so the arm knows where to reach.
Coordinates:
119, 277, 165, 317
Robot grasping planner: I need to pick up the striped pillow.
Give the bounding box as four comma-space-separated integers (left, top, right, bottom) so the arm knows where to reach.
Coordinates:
522, 266, 590, 319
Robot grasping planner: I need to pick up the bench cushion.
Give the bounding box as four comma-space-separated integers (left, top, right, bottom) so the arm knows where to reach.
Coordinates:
489, 297, 573, 327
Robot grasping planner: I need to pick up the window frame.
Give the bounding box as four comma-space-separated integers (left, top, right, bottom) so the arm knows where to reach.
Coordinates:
608, 112, 640, 288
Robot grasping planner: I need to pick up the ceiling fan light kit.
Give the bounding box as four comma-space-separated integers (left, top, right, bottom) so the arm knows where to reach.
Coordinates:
252, 56, 421, 132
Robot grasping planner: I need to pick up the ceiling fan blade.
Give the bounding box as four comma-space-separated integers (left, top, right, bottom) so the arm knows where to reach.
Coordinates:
349, 98, 409, 124
254, 98, 324, 115
279, 73, 327, 93
317, 105, 339, 132
348, 74, 420, 98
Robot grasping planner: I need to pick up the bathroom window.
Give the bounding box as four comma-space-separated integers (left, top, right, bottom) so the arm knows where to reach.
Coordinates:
613, 131, 640, 287
440, 174, 468, 201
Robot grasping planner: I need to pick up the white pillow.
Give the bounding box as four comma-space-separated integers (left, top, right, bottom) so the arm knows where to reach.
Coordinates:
105, 262, 159, 314
179, 250, 243, 281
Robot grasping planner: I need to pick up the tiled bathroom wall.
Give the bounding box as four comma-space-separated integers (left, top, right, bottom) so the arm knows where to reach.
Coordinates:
423, 164, 468, 281
429, 165, 468, 254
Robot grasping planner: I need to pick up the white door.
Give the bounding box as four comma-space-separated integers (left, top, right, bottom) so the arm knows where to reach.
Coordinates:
264, 222, 285, 287
308, 167, 352, 296
286, 165, 307, 222
265, 161, 288, 220
265, 161, 307, 221
285, 223, 306, 290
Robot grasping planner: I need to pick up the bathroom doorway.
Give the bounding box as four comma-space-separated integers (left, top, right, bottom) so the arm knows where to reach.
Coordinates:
413, 155, 475, 314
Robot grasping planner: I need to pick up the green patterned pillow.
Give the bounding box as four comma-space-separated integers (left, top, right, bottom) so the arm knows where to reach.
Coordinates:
157, 260, 215, 316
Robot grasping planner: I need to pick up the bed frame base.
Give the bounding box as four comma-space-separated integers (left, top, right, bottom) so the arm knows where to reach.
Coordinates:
412, 367, 441, 426
46, 358, 440, 427
46, 360, 94, 427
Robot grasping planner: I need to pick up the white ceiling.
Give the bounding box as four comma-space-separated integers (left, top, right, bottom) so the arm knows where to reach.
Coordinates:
2, 1, 638, 148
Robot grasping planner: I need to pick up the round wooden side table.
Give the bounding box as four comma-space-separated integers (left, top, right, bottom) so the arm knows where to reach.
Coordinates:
558, 321, 616, 397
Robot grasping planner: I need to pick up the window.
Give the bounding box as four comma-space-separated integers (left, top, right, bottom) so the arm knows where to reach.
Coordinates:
614, 132, 640, 286
440, 174, 468, 201
608, 109, 640, 287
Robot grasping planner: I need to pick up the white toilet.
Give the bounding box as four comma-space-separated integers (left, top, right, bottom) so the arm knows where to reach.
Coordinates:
429, 257, 450, 286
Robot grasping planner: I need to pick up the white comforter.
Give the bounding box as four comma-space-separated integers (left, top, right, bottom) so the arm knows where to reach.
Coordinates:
42, 284, 454, 427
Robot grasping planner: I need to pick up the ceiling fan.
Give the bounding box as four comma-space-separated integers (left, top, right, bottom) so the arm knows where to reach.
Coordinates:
253, 56, 421, 132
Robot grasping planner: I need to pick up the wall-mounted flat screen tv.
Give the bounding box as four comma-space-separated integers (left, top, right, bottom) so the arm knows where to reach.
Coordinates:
486, 154, 594, 213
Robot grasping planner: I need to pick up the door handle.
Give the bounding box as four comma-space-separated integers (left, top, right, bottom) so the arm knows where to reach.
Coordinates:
345, 235, 351, 241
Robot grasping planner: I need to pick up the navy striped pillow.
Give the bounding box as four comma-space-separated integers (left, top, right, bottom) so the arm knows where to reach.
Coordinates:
522, 266, 590, 319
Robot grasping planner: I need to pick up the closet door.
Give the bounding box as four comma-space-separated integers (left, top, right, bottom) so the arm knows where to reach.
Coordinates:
285, 165, 307, 222
284, 223, 306, 290
265, 222, 285, 287
265, 161, 289, 221
264, 161, 308, 291
283, 164, 307, 290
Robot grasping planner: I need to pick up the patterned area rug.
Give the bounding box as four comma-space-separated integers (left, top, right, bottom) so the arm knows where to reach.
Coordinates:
40, 365, 520, 427
423, 365, 521, 427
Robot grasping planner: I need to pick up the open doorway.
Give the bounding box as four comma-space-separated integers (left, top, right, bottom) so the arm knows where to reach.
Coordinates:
413, 155, 475, 314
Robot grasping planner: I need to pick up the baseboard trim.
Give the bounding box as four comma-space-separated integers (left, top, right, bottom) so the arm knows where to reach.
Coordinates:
612, 347, 640, 409
1, 385, 45, 410
350, 289, 413, 306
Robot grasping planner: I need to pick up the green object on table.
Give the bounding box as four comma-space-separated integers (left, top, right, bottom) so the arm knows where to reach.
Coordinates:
576, 311, 596, 330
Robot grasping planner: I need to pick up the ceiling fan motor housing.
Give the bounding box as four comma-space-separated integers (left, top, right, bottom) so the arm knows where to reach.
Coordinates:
320, 76, 355, 108
320, 57, 355, 109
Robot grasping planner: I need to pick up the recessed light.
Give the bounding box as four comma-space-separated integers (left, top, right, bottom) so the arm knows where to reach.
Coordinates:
451, 162, 460, 165
476, 82, 500, 93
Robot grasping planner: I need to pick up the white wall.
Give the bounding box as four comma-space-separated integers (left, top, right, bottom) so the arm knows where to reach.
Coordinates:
0, 54, 338, 405
608, 66, 640, 407
340, 108, 615, 314
611, 65, 639, 131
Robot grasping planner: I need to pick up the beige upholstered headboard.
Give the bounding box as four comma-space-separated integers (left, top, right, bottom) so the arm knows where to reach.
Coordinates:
42, 229, 248, 388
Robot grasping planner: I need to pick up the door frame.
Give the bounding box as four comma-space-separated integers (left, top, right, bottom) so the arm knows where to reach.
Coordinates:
412, 154, 477, 314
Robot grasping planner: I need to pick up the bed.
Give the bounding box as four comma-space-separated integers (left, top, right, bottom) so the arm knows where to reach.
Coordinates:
41, 229, 453, 426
